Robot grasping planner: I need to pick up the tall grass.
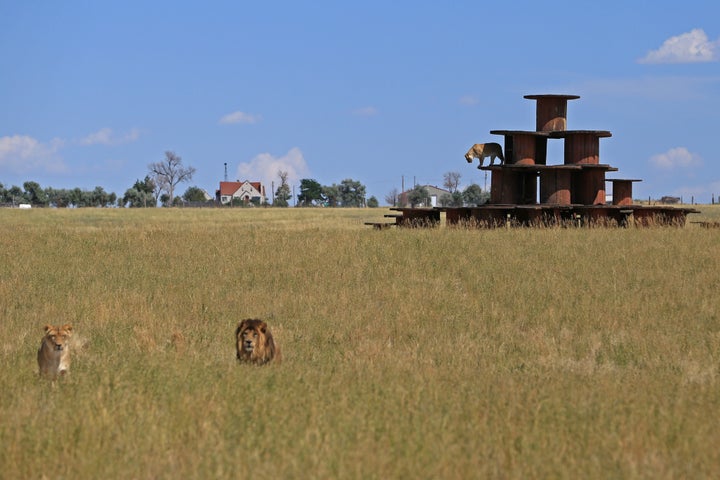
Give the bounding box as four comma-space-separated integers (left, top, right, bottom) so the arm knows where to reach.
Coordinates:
1, 207, 719, 478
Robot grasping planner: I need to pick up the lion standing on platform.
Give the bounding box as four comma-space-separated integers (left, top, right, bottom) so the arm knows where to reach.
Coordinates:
465, 143, 505, 168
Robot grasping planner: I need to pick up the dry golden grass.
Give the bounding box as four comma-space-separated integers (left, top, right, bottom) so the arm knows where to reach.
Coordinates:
1, 206, 719, 478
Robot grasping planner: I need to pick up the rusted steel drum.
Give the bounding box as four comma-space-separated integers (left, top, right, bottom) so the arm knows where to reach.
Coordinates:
540, 168, 573, 205
524, 94, 580, 132
490, 169, 507, 204
512, 134, 538, 165
490, 169, 523, 204
550, 130, 612, 165
608, 179, 641, 206
489, 167, 538, 205
577, 168, 607, 205
490, 131, 549, 165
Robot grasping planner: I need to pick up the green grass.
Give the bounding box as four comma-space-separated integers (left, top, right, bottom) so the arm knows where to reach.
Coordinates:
1, 207, 719, 479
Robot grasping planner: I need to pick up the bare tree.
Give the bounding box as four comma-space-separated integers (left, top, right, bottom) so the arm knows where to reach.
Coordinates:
148, 151, 196, 206
274, 170, 291, 207
385, 188, 399, 207
150, 173, 166, 205
443, 171, 462, 193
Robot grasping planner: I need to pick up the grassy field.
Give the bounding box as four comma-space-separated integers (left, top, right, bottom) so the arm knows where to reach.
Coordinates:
1, 206, 719, 479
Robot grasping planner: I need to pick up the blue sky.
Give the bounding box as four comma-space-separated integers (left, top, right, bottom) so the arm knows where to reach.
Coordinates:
1, 0, 719, 204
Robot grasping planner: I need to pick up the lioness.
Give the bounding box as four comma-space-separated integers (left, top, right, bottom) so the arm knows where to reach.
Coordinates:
465, 143, 505, 168
37, 324, 73, 379
235, 319, 281, 365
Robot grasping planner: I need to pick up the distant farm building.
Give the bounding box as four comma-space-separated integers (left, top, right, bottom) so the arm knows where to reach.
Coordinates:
400, 185, 452, 207
216, 181, 266, 205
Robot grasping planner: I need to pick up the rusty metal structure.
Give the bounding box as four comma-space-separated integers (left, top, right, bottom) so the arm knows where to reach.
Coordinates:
372, 94, 698, 228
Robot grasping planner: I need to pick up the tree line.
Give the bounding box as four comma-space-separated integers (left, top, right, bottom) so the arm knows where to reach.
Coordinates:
392, 183, 489, 207
0, 151, 379, 208
2, 152, 488, 208
384, 171, 490, 207
0, 181, 117, 207
294, 178, 375, 207
0, 151, 195, 208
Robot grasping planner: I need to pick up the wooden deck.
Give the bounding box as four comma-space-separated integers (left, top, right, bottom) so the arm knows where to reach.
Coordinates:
375, 204, 700, 228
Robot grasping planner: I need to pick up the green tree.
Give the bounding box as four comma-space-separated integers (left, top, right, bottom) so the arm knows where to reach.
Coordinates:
274, 171, 291, 207
123, 188, 150, 208
3, 185, 23, 204
123, 177, 156, 207
439, 193, 453, 207
463, 183, 489, 206
23, 181, 48, 206
7, 185, 24, 205
89, 186, 114, 207
45, 187, 69, 207
407, 185, 429, 207
451, 190, 464, 207
183, 186, 208, 203
367, 196, 379, 208
338, 178, 366, 207
70, 187, 87, 207
322, 184, 340, 207
137, 177, 155, 196
297, 178, 323, 206
435, 187, 463, 207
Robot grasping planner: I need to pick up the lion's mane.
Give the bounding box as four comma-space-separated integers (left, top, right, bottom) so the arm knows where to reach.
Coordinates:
235, 318, 281, 365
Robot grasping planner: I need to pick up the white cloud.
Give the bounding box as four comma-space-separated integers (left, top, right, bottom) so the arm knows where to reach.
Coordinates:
639, 29, 719, 64
80, 128, 113, 145
0, 135, 43, 159
80, 127, 141, 146
352, 106, 378, 117
235, 147, 310, 192
459, 95, 479, 106
649, 147, 702, 169
219, 111, 261, 125
0, 135, 67, 174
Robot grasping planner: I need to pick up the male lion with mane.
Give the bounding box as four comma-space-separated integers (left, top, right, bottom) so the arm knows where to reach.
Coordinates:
37, 324, 73, 380
235, 319, 281, 365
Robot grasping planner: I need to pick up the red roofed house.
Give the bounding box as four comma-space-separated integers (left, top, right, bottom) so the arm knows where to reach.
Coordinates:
216, 180, 267, 205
